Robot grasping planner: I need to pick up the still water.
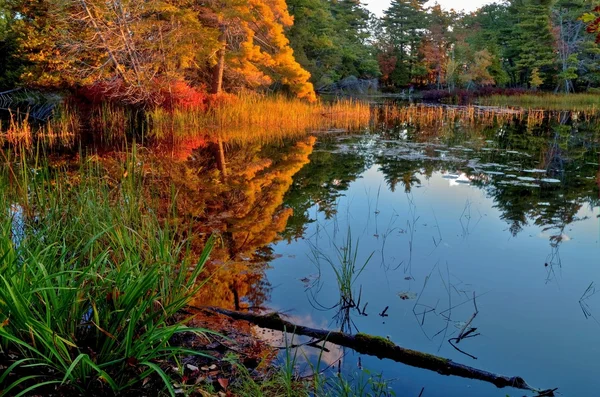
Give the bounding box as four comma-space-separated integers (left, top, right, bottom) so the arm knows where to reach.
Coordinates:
265, 108, 600, 396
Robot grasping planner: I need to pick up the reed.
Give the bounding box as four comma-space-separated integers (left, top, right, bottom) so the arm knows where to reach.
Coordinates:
479, 93, 600, 111
0, 107, 77, 149
375, 102, 590, 131
148, 92, 372, 145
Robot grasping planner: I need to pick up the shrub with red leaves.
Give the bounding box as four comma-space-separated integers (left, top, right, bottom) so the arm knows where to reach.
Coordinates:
154, 79, 207, 111
77, 78, 208, 111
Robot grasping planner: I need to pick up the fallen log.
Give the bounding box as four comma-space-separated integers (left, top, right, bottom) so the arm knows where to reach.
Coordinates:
203, 307, 555, 396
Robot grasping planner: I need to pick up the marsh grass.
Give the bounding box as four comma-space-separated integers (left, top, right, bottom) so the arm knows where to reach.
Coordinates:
2, 93, 372, 149
309, 229, 373, 332
479, 93, 600, 111
379, 103, 537, 128
227, 333, 394, 397
148, 93, 372, 144
0, 149, 215, 395
0, 108, 78, 149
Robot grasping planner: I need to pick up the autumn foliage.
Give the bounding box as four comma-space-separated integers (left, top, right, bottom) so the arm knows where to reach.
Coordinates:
7, 0, 316, 107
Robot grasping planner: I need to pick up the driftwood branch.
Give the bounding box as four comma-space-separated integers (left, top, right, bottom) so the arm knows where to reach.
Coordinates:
203, 307, 555, 396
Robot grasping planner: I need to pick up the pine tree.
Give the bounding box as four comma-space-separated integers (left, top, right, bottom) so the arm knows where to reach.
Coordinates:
506, 0, 556, 87
382, 0, 428, 86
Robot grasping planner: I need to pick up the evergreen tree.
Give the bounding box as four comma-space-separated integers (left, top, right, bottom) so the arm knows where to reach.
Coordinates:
382, 0, 428, 86
506, 0, 557, 87
286, 0, 379, 87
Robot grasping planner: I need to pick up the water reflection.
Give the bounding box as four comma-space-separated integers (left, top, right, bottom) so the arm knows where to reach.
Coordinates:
7, 102, 600, 395
164, 136, 318, 310
269, 107, 600, 396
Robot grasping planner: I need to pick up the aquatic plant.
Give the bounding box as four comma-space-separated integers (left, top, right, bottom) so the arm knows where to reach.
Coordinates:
147, 92, 372, 144
479, 93, 600, 111
309, 229, 373, 332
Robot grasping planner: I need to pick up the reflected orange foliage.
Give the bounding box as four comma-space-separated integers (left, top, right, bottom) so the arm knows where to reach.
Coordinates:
139, 136, 317, 309
193, 137, 315, 309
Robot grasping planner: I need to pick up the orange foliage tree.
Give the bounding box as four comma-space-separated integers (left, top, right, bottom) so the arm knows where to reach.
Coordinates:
9, 0, 316, 106
199, 0, 316, 101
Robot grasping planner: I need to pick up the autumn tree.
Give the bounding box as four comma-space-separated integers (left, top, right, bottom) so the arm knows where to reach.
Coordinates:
420, 5, 454, 88
0, 0, 20, 89
463, 49, 495, 87
530, 67, 543, 88
198, 0, 316, 101
5, 0, 219, 106
4, 0, 316, 104
459, 3, 510, 86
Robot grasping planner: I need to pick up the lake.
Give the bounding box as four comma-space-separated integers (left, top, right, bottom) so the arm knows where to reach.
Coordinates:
261, 104, 600, 396
4, 102, 598, 396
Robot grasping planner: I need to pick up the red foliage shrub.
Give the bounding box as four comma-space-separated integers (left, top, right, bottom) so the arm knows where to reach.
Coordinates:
205, 92, 238, 109
154, 79, 207, 111
77, 78, 208, 111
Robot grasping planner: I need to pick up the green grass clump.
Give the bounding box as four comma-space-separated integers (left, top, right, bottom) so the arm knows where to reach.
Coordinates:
0, 149, 214, 395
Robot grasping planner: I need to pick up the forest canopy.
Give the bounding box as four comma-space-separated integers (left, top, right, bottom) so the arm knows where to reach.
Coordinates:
1, 0, 600, 106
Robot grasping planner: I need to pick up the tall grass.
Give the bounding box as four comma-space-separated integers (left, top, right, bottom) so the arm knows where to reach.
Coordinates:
479, 93, 600, 111
0, 108, 77, 149
0, 149, 214, 395
309, 230, 373, 332
376, 102, 600, 133
148, 93, 372, 144
2, 93, 372, 149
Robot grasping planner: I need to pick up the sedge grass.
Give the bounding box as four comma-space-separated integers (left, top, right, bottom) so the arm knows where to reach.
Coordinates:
0, 149, 215, 395
148, 92, 372, 145
309, 229, 373, 331
478, 93, 600, 111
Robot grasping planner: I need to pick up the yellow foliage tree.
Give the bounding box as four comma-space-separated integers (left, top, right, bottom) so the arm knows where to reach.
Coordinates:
203, 0, 317, 101
9, 0, 316, 104
530, 67, 543, 90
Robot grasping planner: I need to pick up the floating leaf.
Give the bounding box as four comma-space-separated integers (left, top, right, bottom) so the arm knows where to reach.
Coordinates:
398, 291, 417, 300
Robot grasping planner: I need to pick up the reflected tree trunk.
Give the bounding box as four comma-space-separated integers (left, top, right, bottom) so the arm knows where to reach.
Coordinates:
597, 152, 600, 199
210, 138, 227, 181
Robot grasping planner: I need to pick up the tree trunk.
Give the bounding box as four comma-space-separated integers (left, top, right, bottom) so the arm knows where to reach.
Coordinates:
203, 307, 557, 395
211, 25, 226, 95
